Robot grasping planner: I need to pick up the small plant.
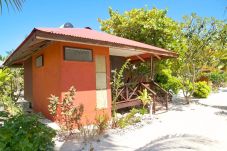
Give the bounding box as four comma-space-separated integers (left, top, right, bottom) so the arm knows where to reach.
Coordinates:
48, 86, 84, 131
116, 108, 142, 128
95, 113, 109, 134
111, 59, 130, 115
116, 117, 128, 128
78, 120, 98, 144
128, 108, 148, 115
139, 108, 148, 115
60, 87, 84, 130
193, 81, 211, 98
0, 114, 56, 151
137, 89, 152, 110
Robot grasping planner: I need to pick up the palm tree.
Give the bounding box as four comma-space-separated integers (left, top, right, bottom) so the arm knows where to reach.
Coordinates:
0, 0, 25, 13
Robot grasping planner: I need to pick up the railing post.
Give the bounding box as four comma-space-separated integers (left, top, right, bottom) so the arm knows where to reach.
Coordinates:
165, 93, 168, 110
126, 85, 128, 101
150, 57, 154, 80
152, 95, 156, 114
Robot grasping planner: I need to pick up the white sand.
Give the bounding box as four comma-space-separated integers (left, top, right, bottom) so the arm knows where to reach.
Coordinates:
56, 88, 227, 151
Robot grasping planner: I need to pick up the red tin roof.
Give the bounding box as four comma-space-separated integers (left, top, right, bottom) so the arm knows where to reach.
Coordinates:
36, 27, 174, 54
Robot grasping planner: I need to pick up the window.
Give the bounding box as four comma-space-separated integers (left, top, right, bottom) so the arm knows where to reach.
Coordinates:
35, 55, 43, 67
64, 47, 92, 62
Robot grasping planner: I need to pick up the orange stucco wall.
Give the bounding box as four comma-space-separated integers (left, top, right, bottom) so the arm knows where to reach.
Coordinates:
24, 57, 33, 102
31, 41, 111, 123
32, 42, 62, 120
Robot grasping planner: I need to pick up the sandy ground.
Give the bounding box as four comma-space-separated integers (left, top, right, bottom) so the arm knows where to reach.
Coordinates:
56, 88, 227, 151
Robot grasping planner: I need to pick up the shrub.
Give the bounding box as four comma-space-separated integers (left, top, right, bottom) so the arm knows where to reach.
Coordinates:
0, 114, 56, 151
155, 69, 169, 84
193, 82, 211, 98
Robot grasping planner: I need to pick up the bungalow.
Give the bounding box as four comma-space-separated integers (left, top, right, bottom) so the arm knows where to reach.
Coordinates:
4, 23, 177, 123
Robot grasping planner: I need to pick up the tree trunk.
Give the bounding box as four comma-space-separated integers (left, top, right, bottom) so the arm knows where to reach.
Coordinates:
185, 96, 190, 104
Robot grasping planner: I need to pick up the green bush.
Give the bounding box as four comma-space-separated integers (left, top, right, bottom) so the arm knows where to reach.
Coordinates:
193, 82, 211, 98
0, 114, 56, 151
155, 69, 182, 94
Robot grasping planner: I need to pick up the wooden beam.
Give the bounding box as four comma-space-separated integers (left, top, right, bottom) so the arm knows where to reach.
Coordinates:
10, 40, 52, 64
136, 55, 145, 62
115, 100, 141, 109
154, 54, 161, 60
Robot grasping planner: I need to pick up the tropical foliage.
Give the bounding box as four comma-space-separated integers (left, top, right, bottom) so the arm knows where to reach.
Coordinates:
100, 7, 227, 102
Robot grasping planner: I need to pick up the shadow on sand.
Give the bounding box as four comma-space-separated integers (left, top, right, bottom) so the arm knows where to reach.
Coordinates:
135, 134, 217, 151
194, 100, 227, 111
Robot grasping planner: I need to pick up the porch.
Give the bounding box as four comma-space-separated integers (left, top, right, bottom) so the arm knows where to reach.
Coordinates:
109, 47, 174, 113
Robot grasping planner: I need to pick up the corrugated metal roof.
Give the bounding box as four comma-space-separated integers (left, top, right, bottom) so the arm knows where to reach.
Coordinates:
4, 27, 177, 66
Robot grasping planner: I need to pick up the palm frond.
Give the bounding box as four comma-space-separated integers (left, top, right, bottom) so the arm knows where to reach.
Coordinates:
0, 0, 25, 14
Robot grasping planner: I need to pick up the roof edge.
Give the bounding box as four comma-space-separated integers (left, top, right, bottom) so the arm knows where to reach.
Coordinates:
3, 28, 37, 66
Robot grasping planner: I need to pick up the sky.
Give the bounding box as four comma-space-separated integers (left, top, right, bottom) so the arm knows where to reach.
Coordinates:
0, 0, 226, 56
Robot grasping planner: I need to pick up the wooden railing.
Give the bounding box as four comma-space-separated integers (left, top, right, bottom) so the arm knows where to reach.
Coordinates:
150, 80, 172, 110
115, 82, 157, 113
114, 81, 172, 114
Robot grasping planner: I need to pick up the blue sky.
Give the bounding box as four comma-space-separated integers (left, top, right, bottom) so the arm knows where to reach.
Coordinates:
0, 0, 226, 56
